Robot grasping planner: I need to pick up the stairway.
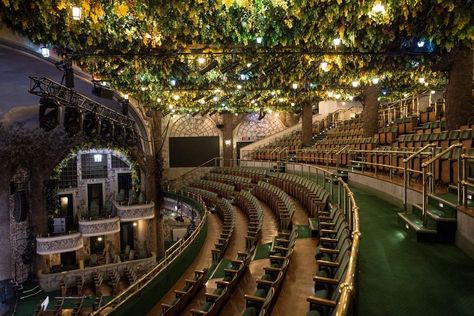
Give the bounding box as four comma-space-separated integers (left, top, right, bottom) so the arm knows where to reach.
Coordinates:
398, 194, 458, 243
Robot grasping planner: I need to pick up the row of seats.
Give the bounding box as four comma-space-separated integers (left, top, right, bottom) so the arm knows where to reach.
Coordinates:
182, 187, 219, 203
234, 191, 264, 251
161, 269, 208, 316
211, 166, 268, 183
269, 173, 330, 218
203, 173, 252, 191
252, 181, 295, 231
312, 137, 376, 150
190, 179, 235, 199
211, 198, 235, 263
394, 129, 473, 149
243, 228, 298, 316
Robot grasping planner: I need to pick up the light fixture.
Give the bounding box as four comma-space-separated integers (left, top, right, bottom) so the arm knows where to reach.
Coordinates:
40, 47, 50, 58
430, 90, 436, 94
278, 98, 284, 102
327, 91, 334, 97
246, 62, 252, 68
372, 77, 380, 84
94, 154, 102, 163
418, 77, 425, 84
256, 37, 263, 44
133, 222, 137, 227
168, 104, 174, 109
156, 97, 161, 103
72, 6, 82, 20
468, 194, 472, 200
291, 102, 295, 107
170, 79, 177, 86
351, 80, 360, 88
439, 202, 444, 208
97, 237, 103, 242
212, 96, 219, 102
333, 38, 341, 46
123, 94, 129, 100
240, 74, 249, 81
236, 84, 242, 90
198, 99, 205, 104
271, 91, 276, 96
292, 83, 298, 90
320, 62, 329, 72
417, 40, 425, 48
424, 82, 429, 87
251, 99, 256, 104
173, 94, 180, 100
60, 197, 69, 208
197, 57, 206, 64
371, 3, 385, 14
140, 86, 147, 91
224, 139, 232, 146
348, 95, 354, 101
405, 224, 409, 230
268, 109, 273, 114
335, 93, 341, 99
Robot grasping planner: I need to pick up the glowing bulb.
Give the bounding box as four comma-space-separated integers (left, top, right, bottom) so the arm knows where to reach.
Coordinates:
236, 84, 242, 90
335, 93, 341, 99
327, 91, 334, 97
351, 80, 360, 88
140, 86, 147, 91
246, 62, 252, 68
417, 40, 425, 48
278, 98, 284, 102
418, 77, 425, 84
291, 102, 295, 107
320, 62, 329, 72
97, 237, 103, 242
256, 37, 263, 44
430, 90, 436, 94
271, 91, 276, 96
72, 6, 82, 20
333, 38, 341, 46
292, 83, 298, 90
424, 82, 429, 87
213, 96, 219, 102
348, 95, 354, 101
198, 99, 205, 104
170, 79, 177, 86
133, 222, 137, 227
372, 3, 385, 13
197, 57, 206, 64
123, 94, 129, 100
173, 95, 180, 100
268, 109, 273, 114
41, 47, 50, 58
372, 77, 380, 84
156, 97, 161, 103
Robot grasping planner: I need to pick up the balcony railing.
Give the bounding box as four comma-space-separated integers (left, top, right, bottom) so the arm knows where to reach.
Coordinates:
113, 201, 155, 222
36, 233, 83, 255
78, 217, 121, 237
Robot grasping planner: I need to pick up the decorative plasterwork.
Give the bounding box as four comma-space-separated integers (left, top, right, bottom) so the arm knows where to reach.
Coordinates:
114, 201, 155, 222
78, 217, 121, 237
36, 233, 83, 255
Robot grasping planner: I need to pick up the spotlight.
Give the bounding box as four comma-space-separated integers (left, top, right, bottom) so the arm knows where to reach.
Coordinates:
72, 6, 82, 20
198, 59, 219, 75
41, 47, 50, 58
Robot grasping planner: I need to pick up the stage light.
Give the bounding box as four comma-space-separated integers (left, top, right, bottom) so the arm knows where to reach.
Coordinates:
72, 6, 82, 20
41, 47, 50, 58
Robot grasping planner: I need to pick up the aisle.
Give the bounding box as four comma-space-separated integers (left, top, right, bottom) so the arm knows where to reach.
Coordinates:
147, 213, 222, 316
353, 186, 474, 316
182, 205, 248, 315
219, 200, 279, 315
272, 199, 318, 316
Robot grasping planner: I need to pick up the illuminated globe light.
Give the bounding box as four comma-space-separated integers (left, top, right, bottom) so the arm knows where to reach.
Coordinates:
292, 83, 298, 90
371, 3, 385, 13
431, 90, 436, 94
291, 102, 295, 107
418, 77, 425, 84
351, 80, 360, 88
372, 77, 380, 84
327, 91, 334, 97
123, 94, 129, 100
335, 93, 341, 99
40, 47, 50, 58
236, 84, 242, 90
170, 79, 177, 86
246, 62, 252, 68
72, 6, 82, 20
240, 74, 249, 81
256, 37, 263, 44
320, 62, 329, 72
197, 57, 206, 64
156, 97, 161, 103
198, 99, 205, 104
278, 98, 284, 102
172, 95, 180, 100
417, 40, 425, 48
348, 95, 354, 101
333, 38, 341, 46
213, 96, 219, 102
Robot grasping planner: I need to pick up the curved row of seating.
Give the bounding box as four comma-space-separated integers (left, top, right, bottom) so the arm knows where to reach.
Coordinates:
191, 251, 252, 315
203, 172, 252, 191
252, 181, 295, 231
269, 173, 330, 218
211, 198, 236, 263
234, 190, 264, 252
211, 166, 268, 183
182, 187, 218, 203
190, 179, 235, 199
242, 228, 298, 316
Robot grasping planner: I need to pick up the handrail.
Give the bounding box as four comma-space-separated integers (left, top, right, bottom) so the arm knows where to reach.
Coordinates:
422, 143, 463, 167
403, 143, 436, 163
91, 191, 208, 315
335, 145, 349, 155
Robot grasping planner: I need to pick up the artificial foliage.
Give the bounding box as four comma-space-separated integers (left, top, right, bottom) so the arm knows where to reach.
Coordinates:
0, 0, 472, 112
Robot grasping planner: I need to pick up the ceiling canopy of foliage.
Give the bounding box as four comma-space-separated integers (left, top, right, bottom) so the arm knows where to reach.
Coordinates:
0, 0, 472, 113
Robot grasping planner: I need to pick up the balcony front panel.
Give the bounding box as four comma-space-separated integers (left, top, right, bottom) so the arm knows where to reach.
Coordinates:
114, 201, 155, 222
79, 217, 120, 237
36, 233, 83, 255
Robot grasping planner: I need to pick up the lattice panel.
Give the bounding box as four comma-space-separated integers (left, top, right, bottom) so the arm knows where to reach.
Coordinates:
235, 113, 286, 140
170, 116, 219, 137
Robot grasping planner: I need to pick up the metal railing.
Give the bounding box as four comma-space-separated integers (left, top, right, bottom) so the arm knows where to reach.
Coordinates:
461, 154, 474, 207
91, 191, 208, 315
420, 143, 463, 225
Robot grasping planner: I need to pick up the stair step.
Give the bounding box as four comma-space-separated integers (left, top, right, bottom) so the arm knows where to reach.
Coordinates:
398, 212, 437, 234
412, 203, 456, 221
427, 194, 458, 210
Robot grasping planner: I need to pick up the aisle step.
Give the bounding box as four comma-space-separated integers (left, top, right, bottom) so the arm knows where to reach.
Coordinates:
397, 212, 437, 242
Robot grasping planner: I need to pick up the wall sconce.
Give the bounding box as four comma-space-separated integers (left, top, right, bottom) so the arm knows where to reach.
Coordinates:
224, 139, 232, 146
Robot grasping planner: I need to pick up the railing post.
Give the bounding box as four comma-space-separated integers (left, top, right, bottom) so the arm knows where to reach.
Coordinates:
337, 181, 341, 209
422, 166, 427, 227
403, 160, 408, 213
374, 152, 377, 177
458, 153, 462, 205
430, 147, 435, 194
389, 152, 393, 180
463, 156, 468, 207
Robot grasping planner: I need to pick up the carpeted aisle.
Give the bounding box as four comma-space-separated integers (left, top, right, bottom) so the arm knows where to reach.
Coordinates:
352, 186, 474, 316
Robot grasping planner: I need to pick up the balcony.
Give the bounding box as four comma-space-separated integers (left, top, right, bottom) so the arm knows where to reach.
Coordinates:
78, 217, 121, 237
36, 233, 83, 255
114, 201, 155, 222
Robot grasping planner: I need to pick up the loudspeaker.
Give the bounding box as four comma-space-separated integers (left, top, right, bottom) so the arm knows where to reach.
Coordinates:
13, 190, 28, 222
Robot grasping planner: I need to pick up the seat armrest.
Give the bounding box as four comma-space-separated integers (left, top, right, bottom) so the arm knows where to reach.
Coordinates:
313, 275, 339, 285
244, 294, 267, 303
306, 296, 337, 307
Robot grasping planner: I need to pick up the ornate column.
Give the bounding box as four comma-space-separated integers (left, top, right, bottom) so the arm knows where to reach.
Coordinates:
301, 102, 313, 146
151, 111, 164, 258
362, 85, 380, 137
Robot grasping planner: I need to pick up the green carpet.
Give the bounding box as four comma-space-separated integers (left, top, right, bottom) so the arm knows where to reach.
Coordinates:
295, 224, 312, 238
352, 186, 474, 316
253, 242, 272, 260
